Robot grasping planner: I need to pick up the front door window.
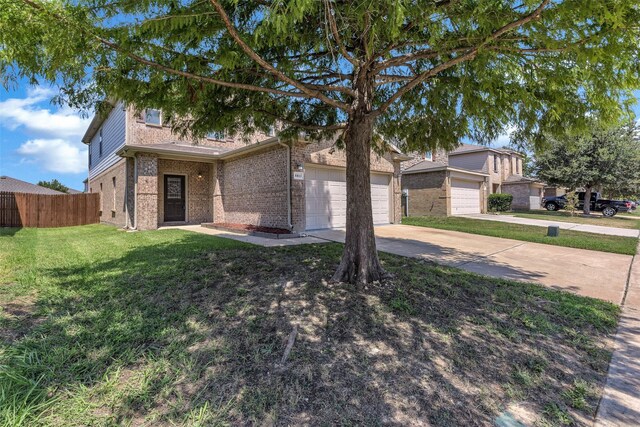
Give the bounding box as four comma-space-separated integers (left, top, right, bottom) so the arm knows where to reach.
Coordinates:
164, 175, 185, 222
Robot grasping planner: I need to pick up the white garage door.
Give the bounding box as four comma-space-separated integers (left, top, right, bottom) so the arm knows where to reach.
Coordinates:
305, 166, 390, 230
450, 179, 481, 215
529, 187, 542, 210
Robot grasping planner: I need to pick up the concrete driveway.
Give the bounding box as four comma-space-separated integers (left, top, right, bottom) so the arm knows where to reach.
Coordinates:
310, 224, 633, 304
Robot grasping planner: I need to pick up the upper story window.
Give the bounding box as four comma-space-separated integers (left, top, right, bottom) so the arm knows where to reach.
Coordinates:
266, 125, 276, 137
145, 109, 162, 126
99, 128, 103, 157
206, 131, 226, 141
89, 152, 92, 167
425, 151, 432, 161
493, 154, 499, 172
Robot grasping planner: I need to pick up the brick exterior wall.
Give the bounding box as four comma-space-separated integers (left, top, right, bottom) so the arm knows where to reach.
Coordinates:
125, 107, 270, 151
402, 171, 448, 216
157, 159, 214, 225
88, 159, 128, 227
136, 154, 159, 230
216, 145, 290, 229
503, 182, 532, 210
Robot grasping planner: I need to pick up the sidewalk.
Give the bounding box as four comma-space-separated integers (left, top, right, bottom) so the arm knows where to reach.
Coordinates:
461, 213, 640, 238
595, 242, 640, 426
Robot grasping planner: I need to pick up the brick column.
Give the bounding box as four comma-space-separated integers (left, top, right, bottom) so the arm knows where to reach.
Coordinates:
290, 143, 306, 232
392, 160, 402, 223
126, 158, 136, 228
212, 160, 224, 224
136, 154, 159, 230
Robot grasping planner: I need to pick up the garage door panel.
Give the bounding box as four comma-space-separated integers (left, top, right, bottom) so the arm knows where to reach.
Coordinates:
305, 167, 390, 230
451, 179, 481, 215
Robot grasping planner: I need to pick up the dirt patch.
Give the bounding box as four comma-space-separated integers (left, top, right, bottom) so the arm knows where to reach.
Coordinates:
0, 293, 42, 343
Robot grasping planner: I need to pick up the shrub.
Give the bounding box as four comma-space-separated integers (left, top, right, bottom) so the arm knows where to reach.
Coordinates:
488, 193, 513, 212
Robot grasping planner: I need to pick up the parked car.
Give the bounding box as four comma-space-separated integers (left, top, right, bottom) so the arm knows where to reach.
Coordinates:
542, 192, 631, 217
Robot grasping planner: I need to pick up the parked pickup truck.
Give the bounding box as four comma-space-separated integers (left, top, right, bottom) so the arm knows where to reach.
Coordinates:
542, 192, 631, 217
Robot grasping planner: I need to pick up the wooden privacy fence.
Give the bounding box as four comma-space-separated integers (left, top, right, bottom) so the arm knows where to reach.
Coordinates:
0, 192, 100, 228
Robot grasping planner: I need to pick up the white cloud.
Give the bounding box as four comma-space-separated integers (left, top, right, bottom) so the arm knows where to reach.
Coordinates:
0, 87, 91, 139
492, 126, 517, 147
17, 139, 87, 174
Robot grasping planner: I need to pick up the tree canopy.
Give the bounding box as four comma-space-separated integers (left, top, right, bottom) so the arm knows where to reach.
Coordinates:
37, 179, 69, 193
2, 0, 639, 146
535, 122, 640, 210
3, 0, 640, 282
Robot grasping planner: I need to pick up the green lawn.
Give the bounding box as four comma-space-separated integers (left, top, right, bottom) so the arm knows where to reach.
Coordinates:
0, 225, 619, 426
509, 210, 640, 230
403, 216, 638, 255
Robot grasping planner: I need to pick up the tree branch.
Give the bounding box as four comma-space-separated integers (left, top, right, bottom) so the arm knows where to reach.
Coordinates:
254, 109, 346, 131
373, 0, 551, 116
324, 0, 359, 67
21, 0, 315, 99
208, 0, 350, 111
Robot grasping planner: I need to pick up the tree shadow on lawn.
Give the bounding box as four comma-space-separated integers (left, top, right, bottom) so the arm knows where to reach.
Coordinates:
4, 232, 619, 426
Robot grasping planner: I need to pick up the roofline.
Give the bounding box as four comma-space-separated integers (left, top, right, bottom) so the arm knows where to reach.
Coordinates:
117, 135, 410, 163
449, 146, 523, 157
403, 165, 489, 177
116, 137, 284, 161
82, 100, 117, 144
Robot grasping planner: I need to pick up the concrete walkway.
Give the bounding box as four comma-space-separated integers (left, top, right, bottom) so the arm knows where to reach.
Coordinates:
159, 224, 327, 247
595, 243, 640, 426
461, 213, 640, 238
310, 224, 632, 304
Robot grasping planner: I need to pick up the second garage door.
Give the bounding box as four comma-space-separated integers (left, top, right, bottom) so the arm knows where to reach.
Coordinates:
305, 166, 390, 230
450, 179, 481, 215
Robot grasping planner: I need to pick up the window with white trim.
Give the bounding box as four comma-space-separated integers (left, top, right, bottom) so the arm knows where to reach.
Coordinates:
99, 128, 103, 157
206, 131, 226, 141
425, 151, 432, 161
145, 109, 162, 126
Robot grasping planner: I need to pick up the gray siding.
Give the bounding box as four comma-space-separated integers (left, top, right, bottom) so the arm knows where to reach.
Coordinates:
448, 151, 488, 172
89, 102, 126, 180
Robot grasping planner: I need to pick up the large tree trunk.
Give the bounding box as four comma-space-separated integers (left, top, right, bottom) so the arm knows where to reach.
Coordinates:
331, 112, 387, 284
583, 186, 592, 215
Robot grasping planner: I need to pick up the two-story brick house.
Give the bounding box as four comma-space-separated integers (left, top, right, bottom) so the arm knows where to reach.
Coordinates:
401, 144, 544, 216
83, 101, 408, 231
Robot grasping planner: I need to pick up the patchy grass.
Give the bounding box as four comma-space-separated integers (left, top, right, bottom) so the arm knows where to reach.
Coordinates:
0, 225, 619, 426
403, 216, 637, 255
508, 210, 640, 230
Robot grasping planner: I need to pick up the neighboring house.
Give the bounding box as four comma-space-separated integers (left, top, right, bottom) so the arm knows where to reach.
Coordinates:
402, 144, 544, 216
0, 176, 65, 195
544, 186, 566, 198
83, 102, 409, 231
402, 150, 490, 216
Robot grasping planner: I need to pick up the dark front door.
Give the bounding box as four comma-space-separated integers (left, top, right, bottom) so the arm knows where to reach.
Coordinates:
164, 175, 186, 222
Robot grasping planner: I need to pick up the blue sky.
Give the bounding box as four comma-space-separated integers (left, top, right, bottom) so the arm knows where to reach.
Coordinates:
0, 82, 91, 191
1, 79, 639, 191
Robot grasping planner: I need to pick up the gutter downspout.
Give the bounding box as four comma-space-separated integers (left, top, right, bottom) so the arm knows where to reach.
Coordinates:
278, 140, 293, 230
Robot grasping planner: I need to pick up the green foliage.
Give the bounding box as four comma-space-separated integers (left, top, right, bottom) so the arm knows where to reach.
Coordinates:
564, 191, 580, 216
1, 0, 639, 149
37, 179, 68, 193
536, 122, 640, 195
488, 193, 513, 212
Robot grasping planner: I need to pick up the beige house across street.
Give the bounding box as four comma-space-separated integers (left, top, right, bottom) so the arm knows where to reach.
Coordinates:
401, 144, 545, 216
84, 102, 409, 232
